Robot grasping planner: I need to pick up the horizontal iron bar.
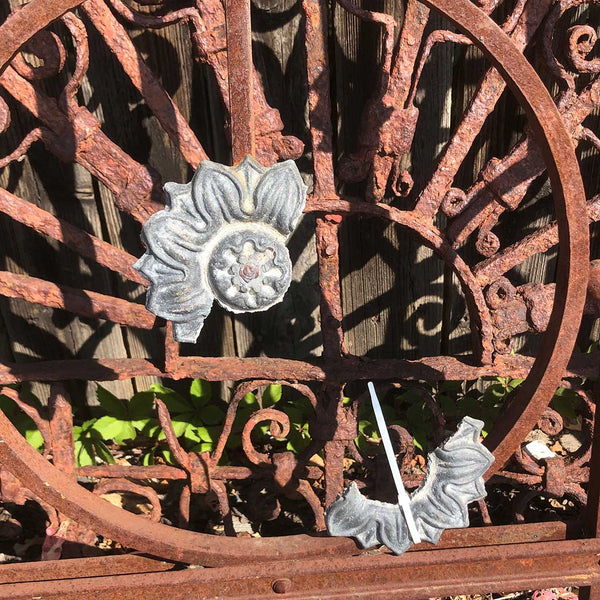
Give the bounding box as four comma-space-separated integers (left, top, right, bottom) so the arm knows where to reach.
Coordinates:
1, 352, 598, 384
1, 538, 598, 600
77, 464, 253, 481
0, 554, 175, 585
0, 521, 575, 587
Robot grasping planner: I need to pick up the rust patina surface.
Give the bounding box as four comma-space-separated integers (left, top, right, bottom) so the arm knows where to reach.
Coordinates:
0, 0, 598, 596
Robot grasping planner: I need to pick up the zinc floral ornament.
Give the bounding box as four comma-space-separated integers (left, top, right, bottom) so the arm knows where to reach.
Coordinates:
134, 156, 308, 343
325, 383, 494, 555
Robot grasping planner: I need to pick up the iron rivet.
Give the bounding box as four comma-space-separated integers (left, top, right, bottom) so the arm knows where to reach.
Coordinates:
272, 578, 292, 594
324, 244, 336, 257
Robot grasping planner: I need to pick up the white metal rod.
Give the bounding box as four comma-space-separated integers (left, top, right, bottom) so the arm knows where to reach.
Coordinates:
368, 381, 421, 544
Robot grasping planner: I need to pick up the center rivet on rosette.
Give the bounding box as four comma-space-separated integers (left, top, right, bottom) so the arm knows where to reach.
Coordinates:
239, 263, 259, 282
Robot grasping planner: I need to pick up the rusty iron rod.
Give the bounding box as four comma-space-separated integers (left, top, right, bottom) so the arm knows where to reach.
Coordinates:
1, 538, 599, 599
225, 0, 254, 162
0, 271, 155, 329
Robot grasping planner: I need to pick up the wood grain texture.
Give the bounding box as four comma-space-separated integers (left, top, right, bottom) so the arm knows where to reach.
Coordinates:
0, 0, 598, 407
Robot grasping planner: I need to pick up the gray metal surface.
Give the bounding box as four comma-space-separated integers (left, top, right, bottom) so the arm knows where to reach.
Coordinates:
325, 417, 494, 555
135, 156, 307, 342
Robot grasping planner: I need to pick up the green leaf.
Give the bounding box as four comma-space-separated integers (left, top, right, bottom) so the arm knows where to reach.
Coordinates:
406, 402, 428, 426
358, 401, 374, 419
507, 378, 524, 390
551, 389, 578, 421
148, 384, 191, 414
359, 420, 380, 440
397, 390, 422, 406
81, 419, 99, 434
11, 412, 38, 438
459, 395, 482, 417
286, 426, 310, 453
132, 418, 151, 432
233, 407, 252, 430
438, 395, 457, 417
196, 426, 219, 443
359, 419, 373, 435
294, 395, 315, 418
135, 418, 161, 438
25, 428, 44, 451
262, 384, 282, 408
284, 407, 304, 426
412, 426, 428, 453
91, 416, 123, 441
201, 405, 225, 426
142, 450, 155, 466
240, 392, 258, 409
481, 405, 500, 428
92, 440, 116, 464
157, 418, 191, 440
96, 385, 127, 419
0, 394, 17, 417
354, 435, 379, 456
227, 433, 241, 449
296, 422, 310, 439
160, 449, 176, 465
382, 404, 396, 421
75, 440, 95, 467
112, 420, 137, 445
183, 427, 202, 445
190, 442, 213, 453
128, 392, 155, 420
190, 379, 212, 408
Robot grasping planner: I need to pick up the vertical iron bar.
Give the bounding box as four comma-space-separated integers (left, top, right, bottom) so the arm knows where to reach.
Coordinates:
164, 321, 179, 376
579, 376, 600, 600
48, 384, 75, 479
303, 0, 335, 198
303, 0, 354, 506
225, 0, 255, 162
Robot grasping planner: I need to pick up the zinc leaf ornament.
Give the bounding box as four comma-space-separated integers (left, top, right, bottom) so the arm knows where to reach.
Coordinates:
134, 156, 308, 343
325, 386, 494, 556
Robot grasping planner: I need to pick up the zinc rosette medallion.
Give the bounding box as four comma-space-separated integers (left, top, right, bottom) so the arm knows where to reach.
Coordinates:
134, 156, 308, 342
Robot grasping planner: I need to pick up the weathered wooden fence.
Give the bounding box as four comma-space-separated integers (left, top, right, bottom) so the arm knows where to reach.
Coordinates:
2, 0, 598, 405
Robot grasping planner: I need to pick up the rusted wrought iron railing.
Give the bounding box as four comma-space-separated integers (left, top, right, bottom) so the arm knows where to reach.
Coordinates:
0, 0, 599, 597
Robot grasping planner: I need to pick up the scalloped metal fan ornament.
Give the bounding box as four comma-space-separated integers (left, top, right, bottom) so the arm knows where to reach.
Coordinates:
325, 383, 494, 555
134, 156, 308, 343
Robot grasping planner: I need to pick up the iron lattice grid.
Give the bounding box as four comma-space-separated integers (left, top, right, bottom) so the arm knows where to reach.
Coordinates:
0, 0, 599, 597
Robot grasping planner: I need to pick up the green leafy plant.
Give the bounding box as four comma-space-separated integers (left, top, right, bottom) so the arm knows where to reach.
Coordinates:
0, 374, 589, 469
353, 377, 524, 456
131, 380, 225, 465
73, 419, 116, 467
435, 377, 523, 437
65, 385, 153, 467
